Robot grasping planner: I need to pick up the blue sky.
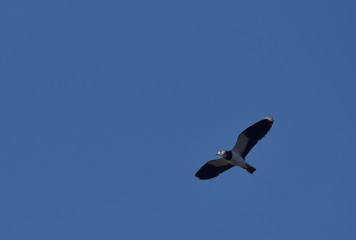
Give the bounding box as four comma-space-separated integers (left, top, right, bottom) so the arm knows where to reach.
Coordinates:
1, 0, 355, 239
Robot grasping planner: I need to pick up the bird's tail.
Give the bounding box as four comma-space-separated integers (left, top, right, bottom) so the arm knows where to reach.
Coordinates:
245, 164, 256, 174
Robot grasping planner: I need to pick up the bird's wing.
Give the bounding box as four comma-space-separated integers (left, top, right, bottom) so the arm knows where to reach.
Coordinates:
195, 158, 234, 180
233, 115, 274, 158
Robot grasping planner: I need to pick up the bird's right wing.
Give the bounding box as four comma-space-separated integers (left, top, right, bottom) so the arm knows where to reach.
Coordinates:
195, 158, 234, 180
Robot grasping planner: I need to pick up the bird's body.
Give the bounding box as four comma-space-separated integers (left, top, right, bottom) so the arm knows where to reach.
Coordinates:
229, 150, 251, 171
195, 115, 274, 180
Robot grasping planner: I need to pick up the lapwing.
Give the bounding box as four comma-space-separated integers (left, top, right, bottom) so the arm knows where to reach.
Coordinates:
195, 116, 274, 180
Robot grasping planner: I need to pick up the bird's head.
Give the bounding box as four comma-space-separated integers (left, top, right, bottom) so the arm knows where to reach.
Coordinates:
216, 150, 227, 158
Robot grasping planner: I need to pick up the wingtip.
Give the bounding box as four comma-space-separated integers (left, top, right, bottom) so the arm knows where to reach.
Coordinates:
265, 115, 274, 122
195, 172, 217, 180
194, 174, 209, 180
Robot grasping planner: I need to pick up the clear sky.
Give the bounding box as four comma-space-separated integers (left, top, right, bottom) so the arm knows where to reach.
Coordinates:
1, 0, 355, 239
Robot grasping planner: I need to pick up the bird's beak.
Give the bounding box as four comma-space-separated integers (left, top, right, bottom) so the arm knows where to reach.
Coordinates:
215, 153, 219, 155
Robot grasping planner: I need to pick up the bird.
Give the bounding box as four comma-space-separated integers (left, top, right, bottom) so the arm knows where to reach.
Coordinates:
195, 115, 274, 180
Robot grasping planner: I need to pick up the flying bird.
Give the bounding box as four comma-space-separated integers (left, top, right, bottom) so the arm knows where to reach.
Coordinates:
195, 116, 274, 180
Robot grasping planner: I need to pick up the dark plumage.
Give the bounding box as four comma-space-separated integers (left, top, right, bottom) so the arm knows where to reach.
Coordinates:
195, 159, 234, 180
233, 115, 274, 158
195, 116, 274, 180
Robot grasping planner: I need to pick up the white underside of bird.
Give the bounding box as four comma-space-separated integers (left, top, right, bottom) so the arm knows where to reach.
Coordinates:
230, 150, 249, 169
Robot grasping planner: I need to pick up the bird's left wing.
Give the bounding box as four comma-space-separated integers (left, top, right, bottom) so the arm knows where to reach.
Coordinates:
233, 115, 274, 158
195, 158, 234, 180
